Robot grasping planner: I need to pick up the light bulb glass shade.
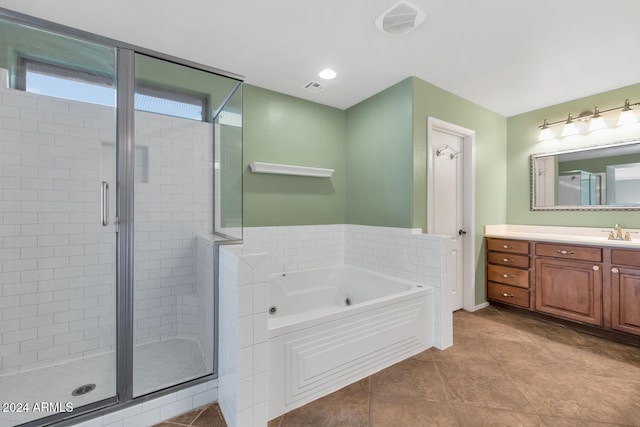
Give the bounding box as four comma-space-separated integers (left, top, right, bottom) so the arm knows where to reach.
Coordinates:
617, 109, 638, 126
588, 116, 608, 132
561, 122, 579, 137
538, 127, 554, 141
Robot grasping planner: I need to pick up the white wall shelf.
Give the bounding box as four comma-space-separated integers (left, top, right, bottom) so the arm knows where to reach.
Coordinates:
249, 162, 334, 177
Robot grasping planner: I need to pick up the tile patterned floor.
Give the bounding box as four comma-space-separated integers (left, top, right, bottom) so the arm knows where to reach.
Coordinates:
264, 305, 640, 427
154, 403, 226, 427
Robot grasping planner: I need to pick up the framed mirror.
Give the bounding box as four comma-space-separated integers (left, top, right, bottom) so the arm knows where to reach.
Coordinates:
531, 140, 640, 210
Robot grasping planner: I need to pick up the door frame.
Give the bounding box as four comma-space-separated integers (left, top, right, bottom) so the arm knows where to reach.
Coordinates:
427, 117, 477, 312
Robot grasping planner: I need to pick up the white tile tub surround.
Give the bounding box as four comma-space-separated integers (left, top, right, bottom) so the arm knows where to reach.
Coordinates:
345, 224, 454, 349
242, 224, 345, 274
242, 224, 454, 349
219, 245, 268, 427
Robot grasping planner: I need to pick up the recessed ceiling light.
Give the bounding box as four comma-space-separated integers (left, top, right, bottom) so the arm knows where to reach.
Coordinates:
318, 69, 337, 80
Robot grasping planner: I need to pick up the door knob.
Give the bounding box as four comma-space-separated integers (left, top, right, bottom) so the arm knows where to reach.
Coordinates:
458, 229, 467, 236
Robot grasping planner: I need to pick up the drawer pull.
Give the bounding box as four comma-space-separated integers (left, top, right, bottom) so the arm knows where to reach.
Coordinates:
612, 267, 619, 274
502, 274, 515, 279
593, 265, 600, 271
500, 292, 514, 297
502, 245, 513, 249
557, 250, 575, 255
502, 258, 514, 263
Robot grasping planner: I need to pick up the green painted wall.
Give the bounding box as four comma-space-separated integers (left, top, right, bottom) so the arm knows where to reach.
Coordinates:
343, 76, 507, 305
345, 78, 414, 227
411, 77, 508, 305
506, 82, 640, 228
242, 85, 346, 226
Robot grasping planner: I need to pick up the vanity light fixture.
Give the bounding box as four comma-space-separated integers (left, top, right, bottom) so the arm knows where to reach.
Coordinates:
617, 99, 639, 126
538, 119, 554, 141
561, 114, 579, 137
538, 98, 640, 140
587, 107, 608, 132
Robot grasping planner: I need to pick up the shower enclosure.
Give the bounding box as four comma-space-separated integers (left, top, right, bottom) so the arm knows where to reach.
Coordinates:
0, 11, 242, 427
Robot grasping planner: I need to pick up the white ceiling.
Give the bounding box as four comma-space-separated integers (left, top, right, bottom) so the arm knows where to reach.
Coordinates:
1, 0, 640, 117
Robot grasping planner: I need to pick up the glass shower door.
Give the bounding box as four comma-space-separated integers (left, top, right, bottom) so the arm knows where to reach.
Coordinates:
0, 18, 117, 426
132, 53, 238, 396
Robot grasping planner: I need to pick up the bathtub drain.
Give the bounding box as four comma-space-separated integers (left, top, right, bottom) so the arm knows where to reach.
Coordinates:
269, 306, 277, 315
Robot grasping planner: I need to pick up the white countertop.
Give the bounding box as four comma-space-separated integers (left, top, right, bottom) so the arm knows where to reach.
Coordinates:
484, 224, 640, 248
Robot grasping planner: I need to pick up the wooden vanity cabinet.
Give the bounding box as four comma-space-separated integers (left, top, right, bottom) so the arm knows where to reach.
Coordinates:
486, 239, 531, 309
486, 237, 640, 337
610, 249, 640, 336
534, 245, 603, 326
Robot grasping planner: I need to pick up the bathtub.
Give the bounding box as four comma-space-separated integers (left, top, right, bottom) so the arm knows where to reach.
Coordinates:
267, 264, 434, 419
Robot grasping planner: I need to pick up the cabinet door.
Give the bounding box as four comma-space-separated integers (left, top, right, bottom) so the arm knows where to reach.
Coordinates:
535, 258, 603, 325
611, 267, 640, 336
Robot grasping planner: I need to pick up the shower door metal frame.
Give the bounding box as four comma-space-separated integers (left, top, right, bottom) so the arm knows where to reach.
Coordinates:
115, 48, 135, 405
0, 7, 244, 427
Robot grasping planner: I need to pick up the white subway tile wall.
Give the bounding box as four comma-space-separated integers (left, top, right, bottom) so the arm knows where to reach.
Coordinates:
133, 111, 214, 346
0, 85, 118, 375
242, 224, 449, 284
196, 236, 216, 369
242, 224, 345, 274
0, 83, 217, 383
219, 245, 268, 427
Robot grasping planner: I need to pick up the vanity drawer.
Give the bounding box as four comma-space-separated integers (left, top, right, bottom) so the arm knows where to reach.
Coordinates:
611, 249, 640, 268
535, 243, 602, 262
487, 238, 529, 255
487, 252, 529, 268
487, 264, 529, 288
488, 282, 529, 308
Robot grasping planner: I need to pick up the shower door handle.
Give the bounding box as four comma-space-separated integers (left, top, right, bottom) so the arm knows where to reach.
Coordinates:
101, 181, 109, 226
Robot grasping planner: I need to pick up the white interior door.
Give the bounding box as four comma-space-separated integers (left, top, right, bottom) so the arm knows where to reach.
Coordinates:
534, 157, 556, 207
431, 130, 465, 311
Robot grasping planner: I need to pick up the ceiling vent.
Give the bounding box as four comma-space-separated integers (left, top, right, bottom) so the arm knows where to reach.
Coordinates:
303, 81, 326, 93
375, 1, 426, 36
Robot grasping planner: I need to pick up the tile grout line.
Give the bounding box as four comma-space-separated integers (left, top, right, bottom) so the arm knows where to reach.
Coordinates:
186, 406, 207, 426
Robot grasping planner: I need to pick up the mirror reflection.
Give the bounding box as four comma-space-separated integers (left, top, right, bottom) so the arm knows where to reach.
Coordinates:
531, 140, 640, 210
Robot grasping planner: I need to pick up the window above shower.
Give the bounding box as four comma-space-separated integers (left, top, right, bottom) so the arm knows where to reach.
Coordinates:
18, 57, 210, 121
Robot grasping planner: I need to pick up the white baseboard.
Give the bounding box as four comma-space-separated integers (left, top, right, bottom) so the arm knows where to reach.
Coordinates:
467, 301, 489, 312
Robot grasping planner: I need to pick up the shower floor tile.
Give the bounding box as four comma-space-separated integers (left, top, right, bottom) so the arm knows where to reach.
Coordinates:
133, 338, 210, 397
0, 338, 208, 427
